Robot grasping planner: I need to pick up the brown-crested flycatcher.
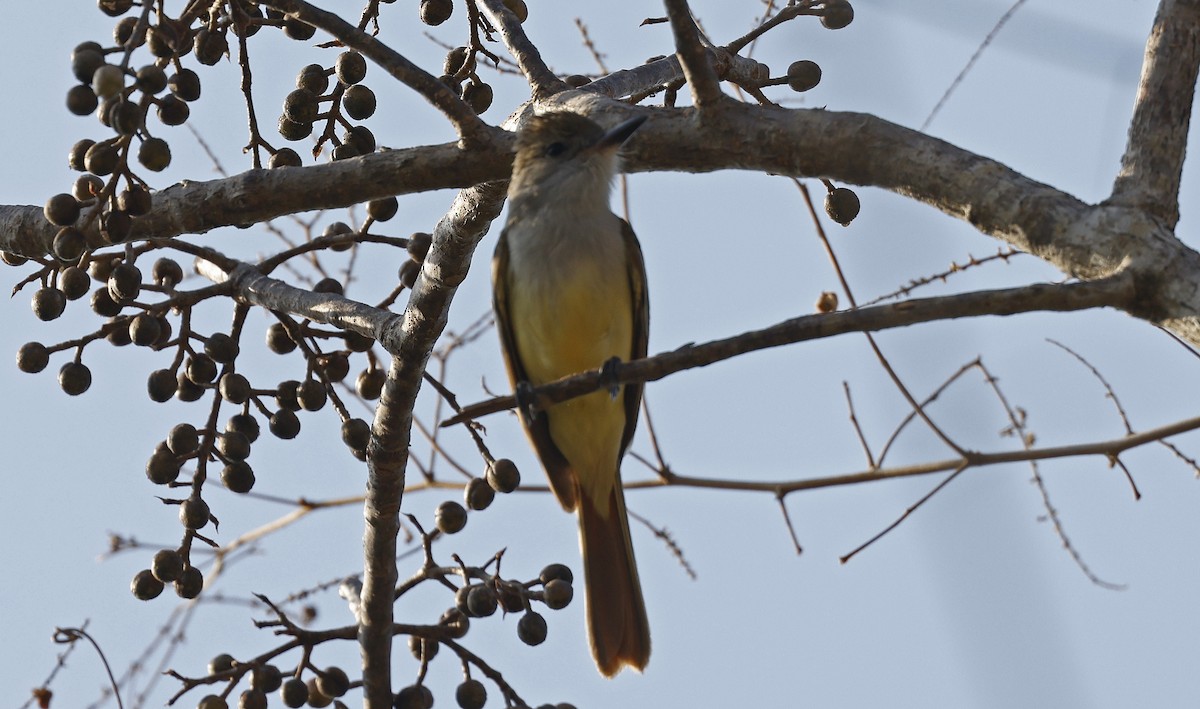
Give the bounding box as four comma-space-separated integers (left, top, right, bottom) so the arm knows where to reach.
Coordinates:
492, 111, 651, 676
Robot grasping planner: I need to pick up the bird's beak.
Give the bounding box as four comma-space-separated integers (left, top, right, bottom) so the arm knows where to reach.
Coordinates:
596, 115, 648, 151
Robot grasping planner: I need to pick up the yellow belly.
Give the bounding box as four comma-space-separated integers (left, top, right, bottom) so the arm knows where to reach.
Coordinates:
509, 252, 633, 514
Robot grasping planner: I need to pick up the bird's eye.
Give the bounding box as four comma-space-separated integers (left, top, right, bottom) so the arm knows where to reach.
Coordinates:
544, 142, 567, 158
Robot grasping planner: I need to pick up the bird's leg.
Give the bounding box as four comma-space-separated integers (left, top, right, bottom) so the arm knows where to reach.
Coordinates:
515, 380, 540, 421
600, 356, 623, 399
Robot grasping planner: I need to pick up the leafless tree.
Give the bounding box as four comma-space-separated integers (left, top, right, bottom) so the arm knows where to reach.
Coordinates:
6, 1, 1199, 708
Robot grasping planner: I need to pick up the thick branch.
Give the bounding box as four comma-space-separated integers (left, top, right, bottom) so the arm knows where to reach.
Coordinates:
7, 100, 1200, 341
0, 139, 508, 260
357, 181, 506, 708
476, 0, 568, 100
664, 0, 724, 107
1109, 0, 1200, 227
445, 276, 1137, 425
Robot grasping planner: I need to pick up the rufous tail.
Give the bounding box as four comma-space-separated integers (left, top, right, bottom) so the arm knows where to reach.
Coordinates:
578, 482, 651, 676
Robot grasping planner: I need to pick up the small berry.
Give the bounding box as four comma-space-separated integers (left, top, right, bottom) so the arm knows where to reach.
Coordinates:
455, 679, 487, 709
60, 265, 91, 300
335, 51, 367, 85
394, 685, 433, 709
179, 495, 211, 530
91, 64, 126, 99
821, 0, 854, 29
270, 148, 302, 168
367, 195, 397, 221
279, 677, 308, 708
222, 462, 256, 493
209, 653, 236, 675
824, 186, 861, 226
270, 409, 301, 439
152, 257, 184, 288
316, 667, 350, 698
59, 361, 92, 395
226, 413, 261, 443
464, 477, 494, 511
238, 689, 268, 709
251, 665, 283, 693
306, 678, 333, 708
419, 0, 453, 26
408, 232, 432, 261
131, 568, 164, 600
170, 68, 201, 101
435, 500, 468, 534
218, 372, 251, 404
439, 608, 469, 639
356, 368, 385, 400
186, 353, 218, 384
147, 369, 179, 402
517, 610, 547, 645
54, 228, 88, 264
16, 342, 50, 374
487, 458, 520, 493
174, 565, 203, 598
297, 379, 327, 411
138, 137, 172, 172
342, 84, 376, 120
502, 0, 528, 22
32, 288, 67, 321
461, 80, 493, 114
539, 563, 573, 585
218, 430, 251, 461
467, 584, 498, 617
408, 636, 439, 661
297, 64, 329, 94
108, 263, 142, 302
543, 578, 573, 610
44, 193, 81, 226
786, 60, 821, 92
151, 549, 185, 582
341, 418, 370, 453
146, 442, 182, 484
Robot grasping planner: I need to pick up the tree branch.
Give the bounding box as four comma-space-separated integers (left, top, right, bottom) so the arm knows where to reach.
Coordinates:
475, 0, 568, 100
648, 412, 1200, 495
664, 0, 724, 107
260, 0, 489, 145
443, 276, 1137, 425
1108, 0, 1200, 227
357, 180, 507, 708
8, 101, 1200, 342
195, 259, 400, 345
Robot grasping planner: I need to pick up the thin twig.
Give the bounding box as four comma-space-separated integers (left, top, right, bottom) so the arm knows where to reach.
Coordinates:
921, 0, 1028, 131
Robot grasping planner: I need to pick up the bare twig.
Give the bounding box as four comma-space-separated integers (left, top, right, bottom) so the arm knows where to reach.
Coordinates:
840, 462, 970, 563
53, 627, 124, 709
921, 0, 1029, 132
977, 359, 1127, 589
842, 381, 876, 470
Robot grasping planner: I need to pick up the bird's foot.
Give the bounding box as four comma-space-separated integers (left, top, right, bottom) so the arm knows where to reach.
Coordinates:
515, 380, 539, 421
600, 356, 623, 399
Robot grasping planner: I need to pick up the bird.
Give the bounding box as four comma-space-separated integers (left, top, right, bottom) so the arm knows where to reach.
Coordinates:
492, 110, 651, 676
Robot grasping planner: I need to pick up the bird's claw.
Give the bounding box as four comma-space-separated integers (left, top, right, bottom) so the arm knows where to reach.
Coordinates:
515, 380, 539, 421
600, 356, 623, 399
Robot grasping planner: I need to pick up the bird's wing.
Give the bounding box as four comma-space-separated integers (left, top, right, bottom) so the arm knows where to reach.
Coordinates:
493, 229, 579, 511
619, 218, 649, 458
